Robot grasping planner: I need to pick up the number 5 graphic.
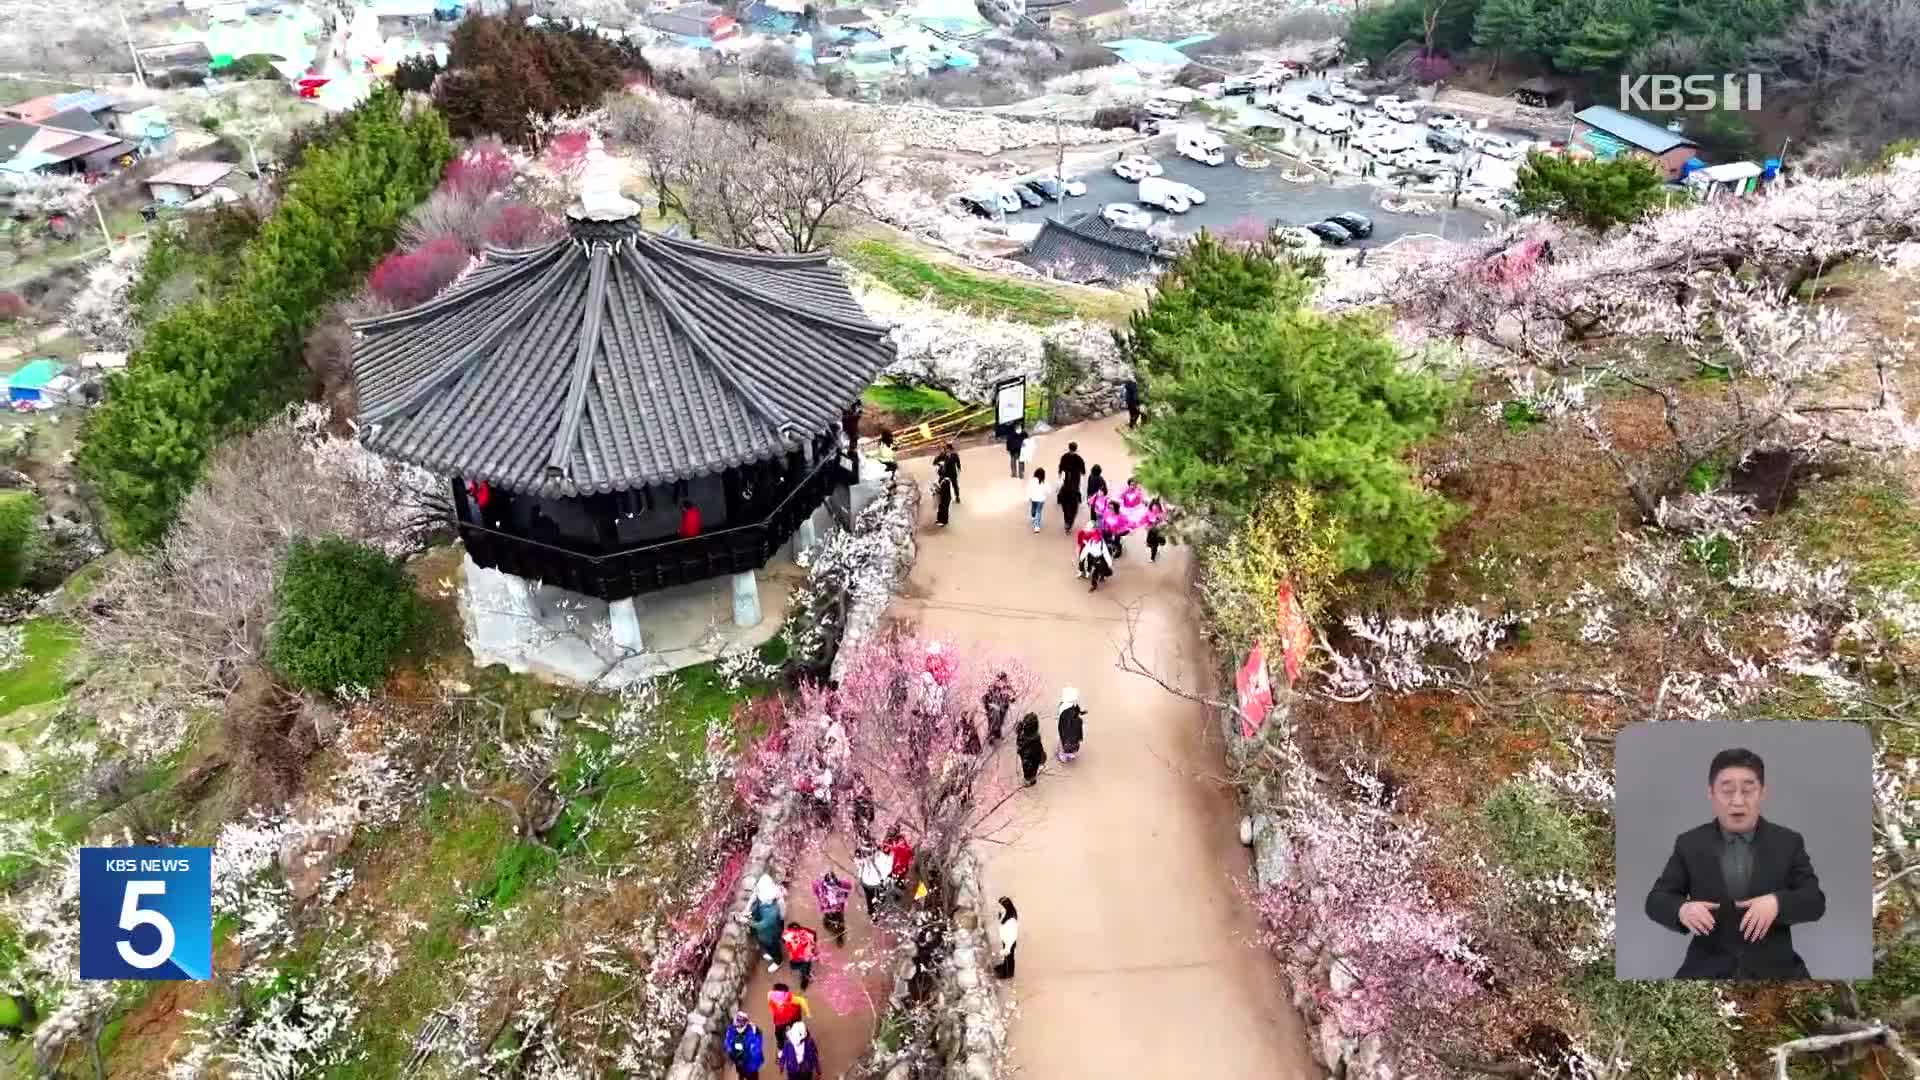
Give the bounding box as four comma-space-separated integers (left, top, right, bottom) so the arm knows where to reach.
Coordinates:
116, 881, 175, 969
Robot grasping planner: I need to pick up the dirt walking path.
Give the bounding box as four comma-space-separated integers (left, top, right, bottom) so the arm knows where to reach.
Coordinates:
893, 415, 1322, 1079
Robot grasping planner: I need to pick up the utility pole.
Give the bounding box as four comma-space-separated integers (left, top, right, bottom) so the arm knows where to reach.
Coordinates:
119, 0, 147, 89
91, 196, 115, 251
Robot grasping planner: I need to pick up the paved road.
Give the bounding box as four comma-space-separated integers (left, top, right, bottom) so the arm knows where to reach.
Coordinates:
894, 416, 1323, 1080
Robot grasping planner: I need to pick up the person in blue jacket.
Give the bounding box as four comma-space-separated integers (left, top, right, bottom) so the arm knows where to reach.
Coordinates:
723, 1010, 765, 1079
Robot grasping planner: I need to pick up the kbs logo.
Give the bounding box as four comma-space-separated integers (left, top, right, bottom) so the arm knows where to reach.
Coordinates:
1619, 74, 1764, 112
79, 847, 213, 980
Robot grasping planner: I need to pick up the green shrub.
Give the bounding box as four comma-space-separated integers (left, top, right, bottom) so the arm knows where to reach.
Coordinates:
79, 85, 453, 548
0, 491, 43, 591
1482, 780, 1592, 881
1569, 963, 1734, 1076
267, 537, 426, 695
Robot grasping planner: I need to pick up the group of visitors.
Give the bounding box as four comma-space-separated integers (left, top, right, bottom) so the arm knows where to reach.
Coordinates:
734, 873, 827, 1079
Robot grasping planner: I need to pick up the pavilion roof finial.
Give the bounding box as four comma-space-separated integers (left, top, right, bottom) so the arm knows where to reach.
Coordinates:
567, 132, 640, 224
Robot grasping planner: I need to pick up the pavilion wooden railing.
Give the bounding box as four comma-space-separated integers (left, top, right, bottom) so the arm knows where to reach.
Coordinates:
456, 456, 840, 603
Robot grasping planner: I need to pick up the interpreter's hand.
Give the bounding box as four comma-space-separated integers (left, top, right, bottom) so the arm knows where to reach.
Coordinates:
1736, 893, 1780, 941
1678, 899, 1719, 935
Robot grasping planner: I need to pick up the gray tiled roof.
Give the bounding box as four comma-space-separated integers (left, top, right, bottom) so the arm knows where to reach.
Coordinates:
1573, 105, 1697, 154
1022, 211, 1159, 283
350, 224, 894, 498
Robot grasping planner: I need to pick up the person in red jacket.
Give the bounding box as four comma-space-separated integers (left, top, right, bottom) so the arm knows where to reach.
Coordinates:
781, 921, 821, 989
884, 829, 913, 895
766, 982, 810, 1050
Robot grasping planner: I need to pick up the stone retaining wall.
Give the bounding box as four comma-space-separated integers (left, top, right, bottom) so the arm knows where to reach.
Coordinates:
1220, 698, 1394, 1080
665, 471, 922, 1080
666, 792, 798, 1080
927, 850, 1003, 1080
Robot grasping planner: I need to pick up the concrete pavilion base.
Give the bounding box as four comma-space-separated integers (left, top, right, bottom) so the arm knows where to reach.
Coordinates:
456, 507, 829, 687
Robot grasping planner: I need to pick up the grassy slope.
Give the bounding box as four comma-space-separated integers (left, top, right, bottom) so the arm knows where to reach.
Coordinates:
837, 233, 1141, 326
862, 380, 964, 420
0, 617, 79, 715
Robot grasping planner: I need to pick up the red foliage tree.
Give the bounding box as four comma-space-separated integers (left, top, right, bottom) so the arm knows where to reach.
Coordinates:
367, 236, 470, 308
441, 141, 515, 199
484, 203, 561, 249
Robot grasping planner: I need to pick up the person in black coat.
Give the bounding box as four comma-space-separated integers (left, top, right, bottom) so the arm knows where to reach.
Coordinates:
933, 472, 954, 526
1123, 379, 1140, 427
1645, 747, 1826, 979
1004, 423, 1027, 478
933, 442, 962, 503
1014, 712, 1045, 785
1084, 464, 1108, 501
1055, 442, 1086, 533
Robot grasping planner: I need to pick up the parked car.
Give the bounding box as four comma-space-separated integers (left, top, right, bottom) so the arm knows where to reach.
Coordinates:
1471, 134, 1519, 159
1019, 175, 1086, 201
988, 183, 1025, 213
1306, 220, 1353, 245
1333, 84, 1369, 105
1373, 94, 1404, 110
1381, 102, 1418, 123
1144, 96, 1184, 119
1111, 155, 1164, 181
1309, 114, 1351, 135
1010, 182, 1044, 208
1100, 202, 1154, 230
1139, 176, 1205, 213
1426, 128, 1468, 154
1328, 211, 1374, 238
1425, 111, 1467, 132
1276, 100, 1307, 121
957, 190, 1002, 219
1404, 151, 1451, 175
1306, 89, 1336, 107
1273, 225, 1324, 251
1222, 75, 1268, 96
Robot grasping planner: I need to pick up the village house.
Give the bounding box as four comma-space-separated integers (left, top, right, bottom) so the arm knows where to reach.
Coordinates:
144, 160, 239, 206
1571, 104, 1700, 179
1022, 211, 1163, 285
1048, 0, 1128, 32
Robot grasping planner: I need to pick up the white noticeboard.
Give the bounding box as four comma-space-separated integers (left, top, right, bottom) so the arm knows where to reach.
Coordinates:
995, 378, 1025, 426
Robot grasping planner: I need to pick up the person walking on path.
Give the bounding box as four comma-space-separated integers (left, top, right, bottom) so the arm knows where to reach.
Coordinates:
856, 843, 890, 917
875, 431, 897, 476
1147, 498, 1170, 563
781, 921, 821, 990
1025, 467, 1048, 532
1123, 379, 1141, 428
934, 442, 962, 503
933, 470, 954, 527
779, 1021, 822, 1080
1015, 711, 1046, 785
983, 672, 1015, 743
1077, 523, 1112, 592
993, 897, 1020, 979
1057, 442, 1086, 492
750, 874, 787, 972
724, 1011, 765, 1080
1084, 463, 1108, 501
885, 829, 914, 895
814, 871, 851, 947
766, 983, 810, 1051
1005, 423, 1028, 478
851, 775, 876, 843
1057, 687, 1086, 762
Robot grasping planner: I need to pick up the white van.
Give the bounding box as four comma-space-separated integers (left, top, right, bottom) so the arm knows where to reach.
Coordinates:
1175, 127, 1227, 166
1138, 176, 1204, 213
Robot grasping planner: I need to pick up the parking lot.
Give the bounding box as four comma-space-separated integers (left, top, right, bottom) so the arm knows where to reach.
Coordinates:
999, 146, 1491, 248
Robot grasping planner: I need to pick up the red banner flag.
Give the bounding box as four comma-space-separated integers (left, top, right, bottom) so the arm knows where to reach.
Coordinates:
1236, 643, 1273, 738
1276, 579, 1313, 688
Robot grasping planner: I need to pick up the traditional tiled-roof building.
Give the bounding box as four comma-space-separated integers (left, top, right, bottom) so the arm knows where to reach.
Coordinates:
350, 136, 894, 683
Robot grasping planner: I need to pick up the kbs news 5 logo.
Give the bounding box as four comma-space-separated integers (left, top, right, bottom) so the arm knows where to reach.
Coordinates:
79, 847, 213, 980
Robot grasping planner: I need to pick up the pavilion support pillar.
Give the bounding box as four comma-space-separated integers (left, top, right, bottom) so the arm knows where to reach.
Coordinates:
790, 515, 819, 561
731, 570, 761, 628
609, 597, 645, 655
460, 555, 541, 667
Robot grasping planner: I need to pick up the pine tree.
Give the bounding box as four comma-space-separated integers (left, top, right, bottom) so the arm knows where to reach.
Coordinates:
1472, 0, 1536, 71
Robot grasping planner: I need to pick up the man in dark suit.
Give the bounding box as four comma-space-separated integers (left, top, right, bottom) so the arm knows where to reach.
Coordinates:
1645, 747, 1826, 979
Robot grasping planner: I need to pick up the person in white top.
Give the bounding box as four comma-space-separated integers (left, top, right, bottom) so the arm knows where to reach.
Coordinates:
1024, 467, 1049, 533
857, 844, 891, 918
993, 896, 1020, 979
